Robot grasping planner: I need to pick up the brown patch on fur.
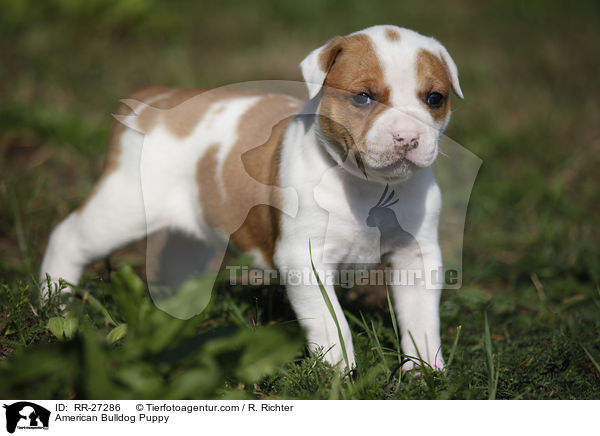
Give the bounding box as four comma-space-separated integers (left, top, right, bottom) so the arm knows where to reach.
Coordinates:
197, 95, 303, 266
416, 49, 451, 122
136, 87, 261, 137
385, 28, 401, 42
318, 33, 391, 159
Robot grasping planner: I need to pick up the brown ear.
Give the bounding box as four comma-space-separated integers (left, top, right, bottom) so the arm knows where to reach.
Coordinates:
300, 36, 344, 99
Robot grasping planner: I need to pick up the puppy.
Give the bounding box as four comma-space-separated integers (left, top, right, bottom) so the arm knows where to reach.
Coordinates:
41, 25, 463, 371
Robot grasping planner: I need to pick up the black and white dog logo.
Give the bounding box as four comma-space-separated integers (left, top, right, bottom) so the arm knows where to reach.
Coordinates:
3, 402, 50, 433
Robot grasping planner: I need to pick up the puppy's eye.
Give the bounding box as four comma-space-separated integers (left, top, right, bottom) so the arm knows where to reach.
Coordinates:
352, 93, 373, 106
426, 92, 444, 108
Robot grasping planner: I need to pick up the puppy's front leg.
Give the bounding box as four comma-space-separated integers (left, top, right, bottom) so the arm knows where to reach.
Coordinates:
388, 242, 444, 371
283, 260, 356, 372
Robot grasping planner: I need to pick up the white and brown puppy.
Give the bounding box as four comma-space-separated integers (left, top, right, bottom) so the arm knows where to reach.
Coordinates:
41, 25, 463, 371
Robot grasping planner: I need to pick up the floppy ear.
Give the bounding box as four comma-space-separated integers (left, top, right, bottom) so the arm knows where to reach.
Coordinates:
438, 44, 464, 99
300, 36, 343, 99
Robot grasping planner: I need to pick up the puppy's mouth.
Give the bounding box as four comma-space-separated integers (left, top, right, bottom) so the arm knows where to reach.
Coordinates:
364, 150, 416, 171
375, 157, 416, 171
352, 146, 439, 182
368, 158, 416, 178
345, 151, 417, 181
363, 145, 436, 172
321, 137, 429, 181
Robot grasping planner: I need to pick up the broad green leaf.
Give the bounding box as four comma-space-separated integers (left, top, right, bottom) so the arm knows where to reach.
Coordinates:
63, 316, 79, 339
155, 274, 214, 320
236, 327, 302, 383
47, 317, 65, 340
106, 323, 128, 344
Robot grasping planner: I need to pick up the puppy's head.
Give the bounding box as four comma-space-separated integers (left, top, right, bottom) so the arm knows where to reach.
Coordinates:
301, 25, 463, 182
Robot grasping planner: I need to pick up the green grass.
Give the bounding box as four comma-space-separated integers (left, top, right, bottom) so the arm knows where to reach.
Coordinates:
1, 0, 600, 399
309, 240, 350, 373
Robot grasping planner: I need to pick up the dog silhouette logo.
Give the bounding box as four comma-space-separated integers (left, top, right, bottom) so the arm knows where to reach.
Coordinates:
3, 402, 50, 433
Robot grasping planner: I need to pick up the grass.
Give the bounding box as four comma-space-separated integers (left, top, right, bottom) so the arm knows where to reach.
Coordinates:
1, 0, 600, 399
483, 312, 499, 400
309, 240, 350, 373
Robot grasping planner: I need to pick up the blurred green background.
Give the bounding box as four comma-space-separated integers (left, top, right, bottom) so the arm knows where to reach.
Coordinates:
0, 0, 599, 399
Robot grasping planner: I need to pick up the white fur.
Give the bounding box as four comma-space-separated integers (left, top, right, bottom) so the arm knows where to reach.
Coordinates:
41, 25, 462, 372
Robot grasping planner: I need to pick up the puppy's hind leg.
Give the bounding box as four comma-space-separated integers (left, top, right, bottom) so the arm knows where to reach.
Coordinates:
40, 129, 149, 299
